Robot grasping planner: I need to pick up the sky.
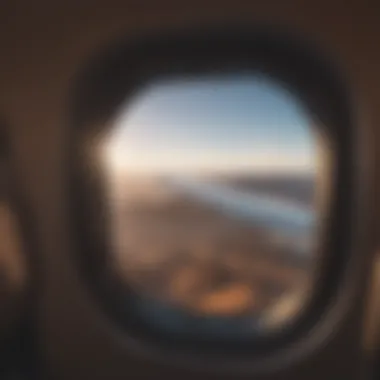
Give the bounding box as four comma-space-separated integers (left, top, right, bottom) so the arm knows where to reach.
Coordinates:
102, 75, 317, 176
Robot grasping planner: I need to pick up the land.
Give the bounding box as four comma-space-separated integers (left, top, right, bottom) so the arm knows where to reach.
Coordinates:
108, 174, 315, 334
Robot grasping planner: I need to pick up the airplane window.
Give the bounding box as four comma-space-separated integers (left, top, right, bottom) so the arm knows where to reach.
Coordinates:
0, 137, 28, 342
98, 74, 323, 341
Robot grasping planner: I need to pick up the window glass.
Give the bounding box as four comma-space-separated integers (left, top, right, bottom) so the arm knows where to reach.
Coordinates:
100, 75, 321, 340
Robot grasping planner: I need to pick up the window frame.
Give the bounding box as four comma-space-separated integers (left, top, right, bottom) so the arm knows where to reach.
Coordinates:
68, 28, 360, 372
